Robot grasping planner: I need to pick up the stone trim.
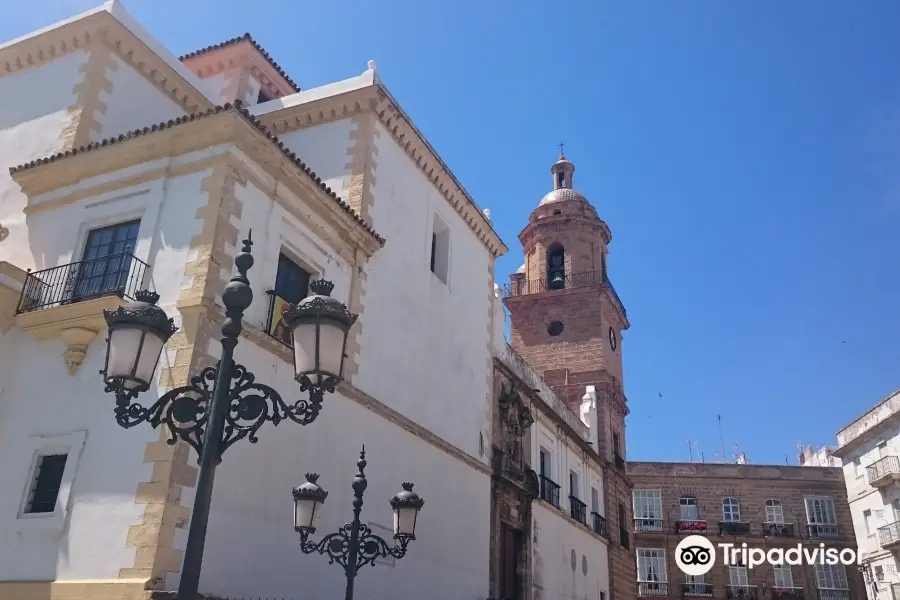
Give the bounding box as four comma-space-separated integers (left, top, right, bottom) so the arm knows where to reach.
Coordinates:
179, 34, 300, 93
61, 41, 117, 152
0, 579, 152, 600
121, 159, 245, 589
256, 83, 507, 258
0, 11, 212, 113
220, 66, 251, 105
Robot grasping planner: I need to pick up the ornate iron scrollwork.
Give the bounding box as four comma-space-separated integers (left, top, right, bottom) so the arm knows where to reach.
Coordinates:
297, 523, 411, 574
110, 360, 326, 462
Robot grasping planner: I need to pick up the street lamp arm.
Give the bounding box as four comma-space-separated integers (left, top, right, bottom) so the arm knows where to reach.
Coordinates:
298, 523, 411, 576
110, 361, 329, 462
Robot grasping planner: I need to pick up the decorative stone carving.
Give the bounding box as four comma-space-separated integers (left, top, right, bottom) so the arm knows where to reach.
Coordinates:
498, 382, 534, 476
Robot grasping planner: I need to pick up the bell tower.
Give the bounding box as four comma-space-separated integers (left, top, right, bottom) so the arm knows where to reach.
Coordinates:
502, 150, 635, 600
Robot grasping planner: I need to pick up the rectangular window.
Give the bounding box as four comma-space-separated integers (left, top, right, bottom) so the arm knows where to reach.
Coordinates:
429, 215, 450, 284
633, 490, 662, 519
24, 454, 68, 514
879, 441, 889, 457
539, 447, 551, 479
613, 432, 621, 456
74, 219, 141, 301
722, 498, 741, 522
618, 503, 629, 548
729, 566, 749, 586
637, 548, 667, 585
774, 566, 794, 588
765, 499, 785, 524
805, 496, 837, 524
863, 509, 873, 536
680, 497, 699, 521
854, 457, 864, 478
569, 471, 579, 500
876, 566, 886, 582
268, 253, 311, 346
591, 487, 600, 514
814, 564, 849, 590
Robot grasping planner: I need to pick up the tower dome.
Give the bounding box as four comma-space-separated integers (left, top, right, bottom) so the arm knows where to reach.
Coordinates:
538, 151, 591, 206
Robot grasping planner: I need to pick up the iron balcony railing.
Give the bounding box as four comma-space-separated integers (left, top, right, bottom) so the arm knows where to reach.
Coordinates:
539, 475, 561, 508
762, 522, 795, 537
816, 590, 849, 600
569, 496, 587, 524
676, 519, 708, 534
771, 587, 804, 599
16, 251, 150, 314
878, 521, 900, 547
635, 518, 664, 533
682, 582, 713, 597
726, 585, 758, 600
637, 582, 667, 597
503, 270, 626, 316
614, 454, 626, 470
867, 456, 900, 482
806, 523, 839, 539
719, 521, 751, 536
591, 512, 608, 537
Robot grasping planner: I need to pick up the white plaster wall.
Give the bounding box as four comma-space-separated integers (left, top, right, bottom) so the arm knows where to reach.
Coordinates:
199, 72, 230, 104
0, 52, 88, 270
177, 338, 491, 600
276, 120, 354, 200
532, 503, 610, 600
0, 160, 212, 580
97, 55, 185, 141
356, 121, 494, 461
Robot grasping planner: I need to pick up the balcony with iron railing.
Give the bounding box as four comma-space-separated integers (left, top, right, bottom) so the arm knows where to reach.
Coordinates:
13, 251, 152, 375
771, 587, 804, 599
878, 521, 900, 550
867, 456, 900, 488
591, 512, 608, 537
719, 521, 751, 536
634, 518, 664, 533
816, 590, 849, 600
762, 522, 795, 538
503, 270, 626, 317
681, 582, 713, 597
614, 453, 626, 470
570, 496, 587, 525
725, 585, 758, 600
806, 523, 839, 539
675, 519, 708, 534
637, 582, 667, 597
539, 475, 561, 508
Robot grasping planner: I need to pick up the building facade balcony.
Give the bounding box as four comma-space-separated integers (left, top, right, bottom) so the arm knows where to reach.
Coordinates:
771, 587, 804, 599
718, 521, 751, 536
634, 518, 664, 533
816, 589, 849, 600
675, 519, 708, 534
762, 522, 795, 538
503, 270, 627, 316
878, 521, 900, 550
539, 475, 560, 508
637, 581, 667, 597
591, 511, 608, 537
614, 453, 626, 470
867, 456, 900, 488
726, 585, 758, 600
13, 251, 151, 375
806, 523, 839, 539
681, 582, 713, 597
569, 496, 587, 524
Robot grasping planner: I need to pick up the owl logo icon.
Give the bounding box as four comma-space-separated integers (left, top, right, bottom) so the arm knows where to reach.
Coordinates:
675, 535, 716, 576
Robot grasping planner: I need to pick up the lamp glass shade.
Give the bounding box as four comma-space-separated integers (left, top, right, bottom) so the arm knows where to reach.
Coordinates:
293, 494, 323, 531
106, 327, 166, 389
291, 320, 347, 383
393, 505, 419, 538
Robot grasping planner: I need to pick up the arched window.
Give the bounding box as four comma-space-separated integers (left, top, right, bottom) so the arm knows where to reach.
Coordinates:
765, 499, 784, 524
722, 497, 741, 522
547, 244, 566, 290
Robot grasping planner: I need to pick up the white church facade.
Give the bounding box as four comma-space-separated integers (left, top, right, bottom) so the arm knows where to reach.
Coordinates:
0, 3, 622, 600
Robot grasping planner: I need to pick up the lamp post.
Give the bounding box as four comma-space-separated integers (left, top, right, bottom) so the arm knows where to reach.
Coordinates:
292, 447, 425, 600
99, 232, 357, 600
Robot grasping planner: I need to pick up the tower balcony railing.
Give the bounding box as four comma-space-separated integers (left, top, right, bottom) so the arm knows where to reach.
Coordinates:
867, 455, 900, 488
16, 251, 150, 314
503, 270, 626, 316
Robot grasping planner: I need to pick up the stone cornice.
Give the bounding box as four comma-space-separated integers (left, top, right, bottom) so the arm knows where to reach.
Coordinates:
256, 80, 508, 258
181, 40, 297, 100
0, 10, 213, 113
11, 106, 384, 258
179, 34, 299, 93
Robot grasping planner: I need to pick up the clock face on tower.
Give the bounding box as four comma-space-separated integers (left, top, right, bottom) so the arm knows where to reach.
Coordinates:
609, 327, 617, 351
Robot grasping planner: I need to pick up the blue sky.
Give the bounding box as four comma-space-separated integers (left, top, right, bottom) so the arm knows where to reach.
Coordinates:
6, 1, 900, 465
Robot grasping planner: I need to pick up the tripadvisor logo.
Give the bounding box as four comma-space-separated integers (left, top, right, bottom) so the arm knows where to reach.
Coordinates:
675, 536, 860, 576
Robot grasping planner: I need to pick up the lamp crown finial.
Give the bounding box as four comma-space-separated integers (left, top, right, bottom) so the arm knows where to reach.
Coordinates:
134, 289, 160, 305
402, 482, 414, 492
305, 473, 319, 483
309, 279, 335, 297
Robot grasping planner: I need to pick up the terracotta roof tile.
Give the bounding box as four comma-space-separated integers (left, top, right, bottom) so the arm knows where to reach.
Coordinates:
9, 102, 383, 245
179, 33, 300, 92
